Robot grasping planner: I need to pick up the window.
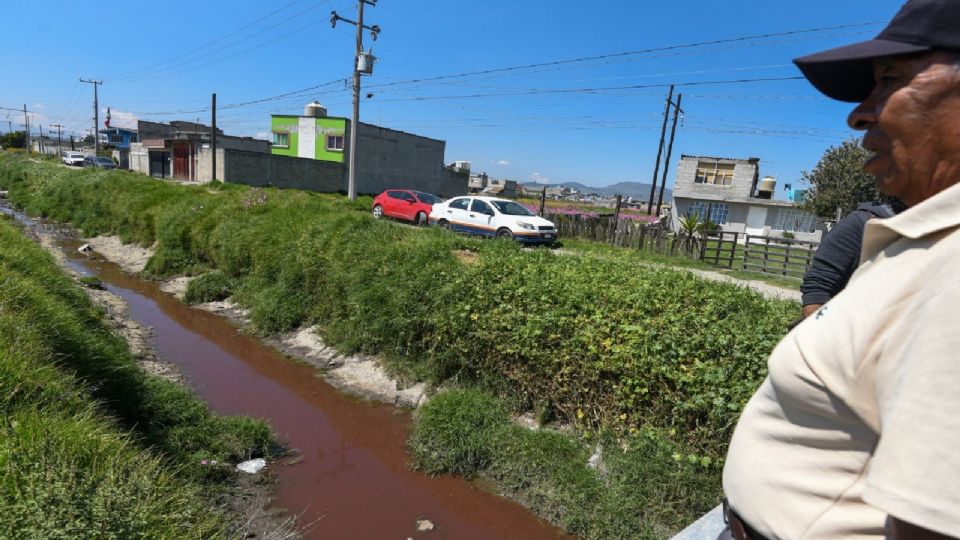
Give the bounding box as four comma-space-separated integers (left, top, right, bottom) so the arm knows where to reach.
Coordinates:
471, 199, 494, 215
694, 162, 736, 186
272, 131, 290, 148
449, 198, 470, 210
686, 201, 729, 224
109, 135, 122, 143
326, 135, 344, 151
772, 207, 817, 233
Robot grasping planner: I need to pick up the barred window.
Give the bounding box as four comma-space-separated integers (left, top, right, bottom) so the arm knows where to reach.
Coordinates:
686, 201, 728, 224
773, 207, 817, 232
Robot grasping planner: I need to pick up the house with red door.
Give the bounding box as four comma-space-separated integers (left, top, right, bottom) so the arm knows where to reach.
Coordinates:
129, 120, 269, 181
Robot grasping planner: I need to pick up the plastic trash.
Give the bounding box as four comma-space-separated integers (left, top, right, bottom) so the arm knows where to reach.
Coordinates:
77, 244, 93, 253
236, 458, 267, 474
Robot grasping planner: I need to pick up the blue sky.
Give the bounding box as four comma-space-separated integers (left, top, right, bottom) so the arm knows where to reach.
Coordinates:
2, 0, 906, 196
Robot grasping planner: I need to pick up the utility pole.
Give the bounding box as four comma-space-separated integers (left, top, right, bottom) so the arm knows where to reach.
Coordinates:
647, 85, 674, 215
79, 78, 102, 153
51, 124, 64, 154
39, 124, 44, 154
332, 2, 381, 201
539, 187, 547, 217
23, 104, 29, 153
656, 94, 683, 218
211, 93, 217, 182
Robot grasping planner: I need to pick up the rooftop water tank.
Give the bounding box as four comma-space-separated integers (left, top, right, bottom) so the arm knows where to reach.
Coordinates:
304, 102, 327, 117
757, 176, 776, 199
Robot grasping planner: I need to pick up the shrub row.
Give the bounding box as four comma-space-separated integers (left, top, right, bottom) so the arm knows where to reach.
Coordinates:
0, 209, 271, 537
0, 154, 795, 453
409, 389, 720, 538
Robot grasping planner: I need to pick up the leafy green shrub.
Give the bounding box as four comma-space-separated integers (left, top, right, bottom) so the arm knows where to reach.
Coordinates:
409, 389, 508, 477
184, 270, 236, 304
409, 388, 721, 538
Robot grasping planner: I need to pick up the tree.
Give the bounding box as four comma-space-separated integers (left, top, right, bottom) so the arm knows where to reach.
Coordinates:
800, 138, 885, 219
0, 131, 26, 149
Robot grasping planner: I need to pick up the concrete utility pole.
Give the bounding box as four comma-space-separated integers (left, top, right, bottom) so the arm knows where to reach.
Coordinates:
211, 93, 217, 182
656, 94, 683, 218
51, 124, 64, 154
332, 1, 381, 201
79, 78, 102, 153
23, 104, 29, 153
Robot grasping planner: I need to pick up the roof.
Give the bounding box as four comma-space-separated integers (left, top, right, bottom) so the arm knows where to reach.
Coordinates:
673, 194, 804, 208
680, 154, 760, 164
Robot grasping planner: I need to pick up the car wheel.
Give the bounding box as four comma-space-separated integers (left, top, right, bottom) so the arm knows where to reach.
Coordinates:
438, 219, 452, 231
415, 212, 427, 226
496, 228, 513, 239
373, 204, 384, 218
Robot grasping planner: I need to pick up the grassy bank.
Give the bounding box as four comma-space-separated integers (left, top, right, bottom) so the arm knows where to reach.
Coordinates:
0, 210, 271, 536
0, 154, 796, 535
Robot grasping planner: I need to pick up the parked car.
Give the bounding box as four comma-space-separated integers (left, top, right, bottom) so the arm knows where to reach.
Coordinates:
372, 189, 443, 225
61, 151, 85, 167
429, 196, 558, 245
82, 156, 117, 169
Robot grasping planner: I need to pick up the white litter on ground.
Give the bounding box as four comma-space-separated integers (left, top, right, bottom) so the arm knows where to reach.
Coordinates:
236, 458, 267, 474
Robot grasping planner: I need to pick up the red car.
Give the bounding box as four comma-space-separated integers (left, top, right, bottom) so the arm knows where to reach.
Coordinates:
372, 189, 442, 225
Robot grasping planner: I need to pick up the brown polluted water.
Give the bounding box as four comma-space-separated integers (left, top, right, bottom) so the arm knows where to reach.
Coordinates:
50, 236, 569, 539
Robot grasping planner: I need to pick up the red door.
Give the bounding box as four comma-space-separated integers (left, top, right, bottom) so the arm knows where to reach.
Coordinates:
172, 142, 190, 180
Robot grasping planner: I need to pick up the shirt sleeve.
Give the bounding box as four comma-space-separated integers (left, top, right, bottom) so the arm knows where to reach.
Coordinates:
863, 283, 960, 537
800, 211, 870, 306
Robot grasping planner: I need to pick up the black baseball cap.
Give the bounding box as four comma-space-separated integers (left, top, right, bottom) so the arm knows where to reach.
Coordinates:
794, 0, 960, 102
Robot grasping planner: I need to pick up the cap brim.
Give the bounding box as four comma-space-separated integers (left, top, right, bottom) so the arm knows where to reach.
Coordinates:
794, 39, 931, 102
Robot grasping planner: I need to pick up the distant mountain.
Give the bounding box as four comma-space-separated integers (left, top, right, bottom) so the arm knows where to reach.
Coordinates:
522, 181, 672, 202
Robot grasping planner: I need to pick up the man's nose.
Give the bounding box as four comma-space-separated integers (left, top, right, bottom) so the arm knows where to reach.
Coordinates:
847, 92, 878, 130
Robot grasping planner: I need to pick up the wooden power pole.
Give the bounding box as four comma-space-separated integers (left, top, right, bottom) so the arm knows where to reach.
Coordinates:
211, 93, 217, 182
647, 85, 674, 215
656, 93, 683, 218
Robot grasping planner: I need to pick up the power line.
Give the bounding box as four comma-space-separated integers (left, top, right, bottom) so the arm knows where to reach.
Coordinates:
106, 0, 307, 80
369, 76, 806, 102
125, 78, 346, 116
112, 1, 334, 83
365, 21, 881, 91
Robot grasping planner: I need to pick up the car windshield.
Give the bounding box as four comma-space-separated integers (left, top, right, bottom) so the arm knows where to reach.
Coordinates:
95, 157, 113, 164
491, 200, 534, 216
413, 192, 441, 204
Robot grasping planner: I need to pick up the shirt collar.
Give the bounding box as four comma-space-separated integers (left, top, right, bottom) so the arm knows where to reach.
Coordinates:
861, 180, 960, 262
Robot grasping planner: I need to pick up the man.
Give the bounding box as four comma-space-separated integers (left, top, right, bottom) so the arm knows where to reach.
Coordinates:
722, 1, 960, 538
800, 201, 898, 318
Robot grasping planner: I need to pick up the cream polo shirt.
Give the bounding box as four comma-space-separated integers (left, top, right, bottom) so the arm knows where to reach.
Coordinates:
723, 180, 960, 539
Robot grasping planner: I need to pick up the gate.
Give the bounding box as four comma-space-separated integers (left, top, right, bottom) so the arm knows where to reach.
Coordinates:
172, 142, 191, 180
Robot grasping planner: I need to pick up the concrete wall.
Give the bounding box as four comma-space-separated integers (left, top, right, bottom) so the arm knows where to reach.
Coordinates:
673, 156, 759, 199
129, 143, 149, 175
352, 122, 467, 196
217, 148, 344, 191
671, 196, 824, 242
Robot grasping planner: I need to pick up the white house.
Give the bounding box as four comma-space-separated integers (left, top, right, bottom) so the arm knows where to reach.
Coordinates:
670, 155, 824, 242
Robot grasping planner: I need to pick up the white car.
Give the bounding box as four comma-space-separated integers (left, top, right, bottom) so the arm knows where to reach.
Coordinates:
61, 151, 85, 167
429, 196, 558, 245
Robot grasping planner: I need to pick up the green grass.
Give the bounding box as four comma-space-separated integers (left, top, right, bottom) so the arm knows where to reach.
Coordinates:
410, 390, 720, 538
0, 152, 799, 535
0, 211, 272, 537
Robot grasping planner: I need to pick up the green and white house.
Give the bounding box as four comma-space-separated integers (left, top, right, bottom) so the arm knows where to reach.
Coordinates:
268, 102, 469, 197
270, 102, 347, 162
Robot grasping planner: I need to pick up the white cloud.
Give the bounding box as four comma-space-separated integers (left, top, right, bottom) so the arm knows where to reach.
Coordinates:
496, 159, 510, 166
254, 131, 272, 141
102, 107, 139, 129
529, 171, 550, 183
33, 103, 46, 110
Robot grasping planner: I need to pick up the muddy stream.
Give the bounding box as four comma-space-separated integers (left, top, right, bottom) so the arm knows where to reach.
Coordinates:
7, 208, 568, 540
